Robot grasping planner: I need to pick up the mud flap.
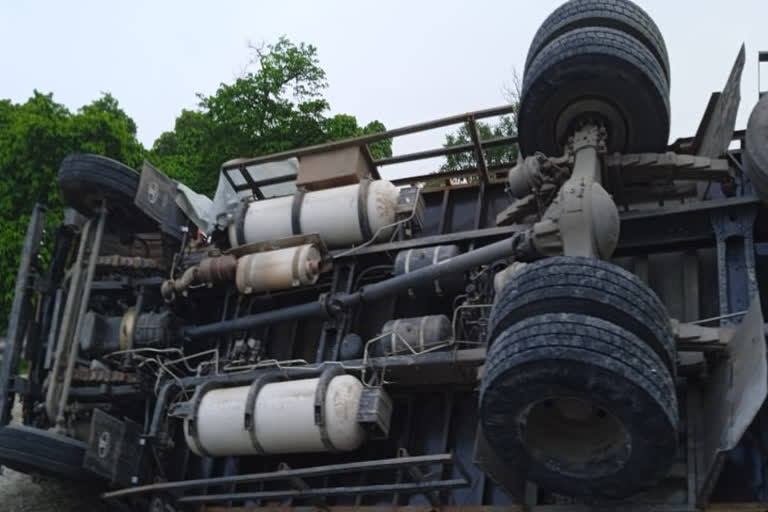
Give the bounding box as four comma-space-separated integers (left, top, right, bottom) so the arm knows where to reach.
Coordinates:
697, 296, 767, 505
135, 161, 186, 240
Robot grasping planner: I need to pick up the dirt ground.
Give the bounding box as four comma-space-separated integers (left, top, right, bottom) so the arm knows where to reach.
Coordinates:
0, 399, 109, 512
0, 467, 109, 512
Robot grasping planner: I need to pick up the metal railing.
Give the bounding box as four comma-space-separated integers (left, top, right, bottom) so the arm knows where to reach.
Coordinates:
219, 104, 519, 196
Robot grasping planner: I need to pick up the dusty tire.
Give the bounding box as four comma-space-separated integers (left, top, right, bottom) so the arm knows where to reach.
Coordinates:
488, 256, 675, 373
58, 154, 156, 232
525, 0, 670, 83
0, 425, 89, 480
744, 94, 768, 201
518, 27, 670, 156
480, 313, 678, 498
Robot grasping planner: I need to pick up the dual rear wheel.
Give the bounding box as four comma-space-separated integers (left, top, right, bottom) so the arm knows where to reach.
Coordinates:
517, 0, 671, 156
480, 257, 678, 498
497, 3, 678, 495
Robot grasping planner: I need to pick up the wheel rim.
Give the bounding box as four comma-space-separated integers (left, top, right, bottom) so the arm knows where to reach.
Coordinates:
520, 396, 632, 479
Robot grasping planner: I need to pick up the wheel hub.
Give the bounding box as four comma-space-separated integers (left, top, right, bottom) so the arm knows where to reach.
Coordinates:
521, 396, 632, 479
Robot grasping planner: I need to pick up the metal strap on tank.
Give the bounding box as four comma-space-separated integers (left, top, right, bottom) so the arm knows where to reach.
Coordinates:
404, 249, 413, 273
404, 249, 416, 298
291, 189, 306, 236
314, 364, 346, 452
432, 246, 444, 296
244, 373, 284, 455
188, 381, 229, 458
356, 178, 373, 241
419, 315, 428, 352
234, 199, 249, 247
390, 319, 401, 355
291, 244, 303, 286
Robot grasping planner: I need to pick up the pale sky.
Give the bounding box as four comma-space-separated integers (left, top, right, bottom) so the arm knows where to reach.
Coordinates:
2, 1, 766, 180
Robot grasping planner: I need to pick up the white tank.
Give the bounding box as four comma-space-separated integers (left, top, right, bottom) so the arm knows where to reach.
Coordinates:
184, 375, 365, 457
235, 244, 321, 294
230, 180, 399, 249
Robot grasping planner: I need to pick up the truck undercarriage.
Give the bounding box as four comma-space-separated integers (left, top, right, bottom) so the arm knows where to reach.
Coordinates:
2, 1, 768, 510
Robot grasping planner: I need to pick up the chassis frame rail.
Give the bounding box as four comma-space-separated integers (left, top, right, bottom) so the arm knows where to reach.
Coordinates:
103, 453, 470, 504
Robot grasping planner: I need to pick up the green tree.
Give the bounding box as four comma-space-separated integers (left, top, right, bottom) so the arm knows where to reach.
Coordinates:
0, 91, 145, 332
150, 109, 217, 194
0, 38, 391, 331
438, 72, 520, 183
151, 37, 392, 197
324, 116, 392, 160
71, 93, 145, 169
440, 114, 518, 173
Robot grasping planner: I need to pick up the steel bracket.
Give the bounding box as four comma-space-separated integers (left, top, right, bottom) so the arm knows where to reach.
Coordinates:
711, 205, 758, 323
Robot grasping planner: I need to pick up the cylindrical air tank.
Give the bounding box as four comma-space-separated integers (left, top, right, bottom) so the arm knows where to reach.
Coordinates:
184, 375, 365, 457
374, 315, 452, 356
393, 245, 464, 298
229, 180, 400, 249
236, 244, 321, 294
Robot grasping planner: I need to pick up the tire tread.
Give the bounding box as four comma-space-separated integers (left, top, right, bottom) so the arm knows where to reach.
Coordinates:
518, 27, 670, 155
488, 256, 676, 373
525, 0, 670, 83
480, 313, 678, 497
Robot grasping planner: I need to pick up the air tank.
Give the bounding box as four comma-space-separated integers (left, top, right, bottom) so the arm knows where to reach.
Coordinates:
374, 315, 452, 357
184, 375, 365, 457
229, 180, 400, 249
236, 244, 321, 294
393, 245, 464, 298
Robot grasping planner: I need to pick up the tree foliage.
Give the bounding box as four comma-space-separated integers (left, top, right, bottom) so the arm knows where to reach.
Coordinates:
441, 114, 518, 173
0, 92, 145, 332
428, 113, 517, 188
439, 72, 521, 181
151, 37, 392, 197
0, 37, 392, 332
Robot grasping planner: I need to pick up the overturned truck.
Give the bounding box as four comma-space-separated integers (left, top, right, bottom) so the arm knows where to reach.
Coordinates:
3, 1, 768, 510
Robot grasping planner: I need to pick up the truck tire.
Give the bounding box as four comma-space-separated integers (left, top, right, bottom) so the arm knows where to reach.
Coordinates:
524, 0, 670, 84
58, 154, 156, 232
743, 94, 768, 201
0, 425, 89, 480
517, 27, 670, 157
488, 256, 675, 373
480, 313, 678, 498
